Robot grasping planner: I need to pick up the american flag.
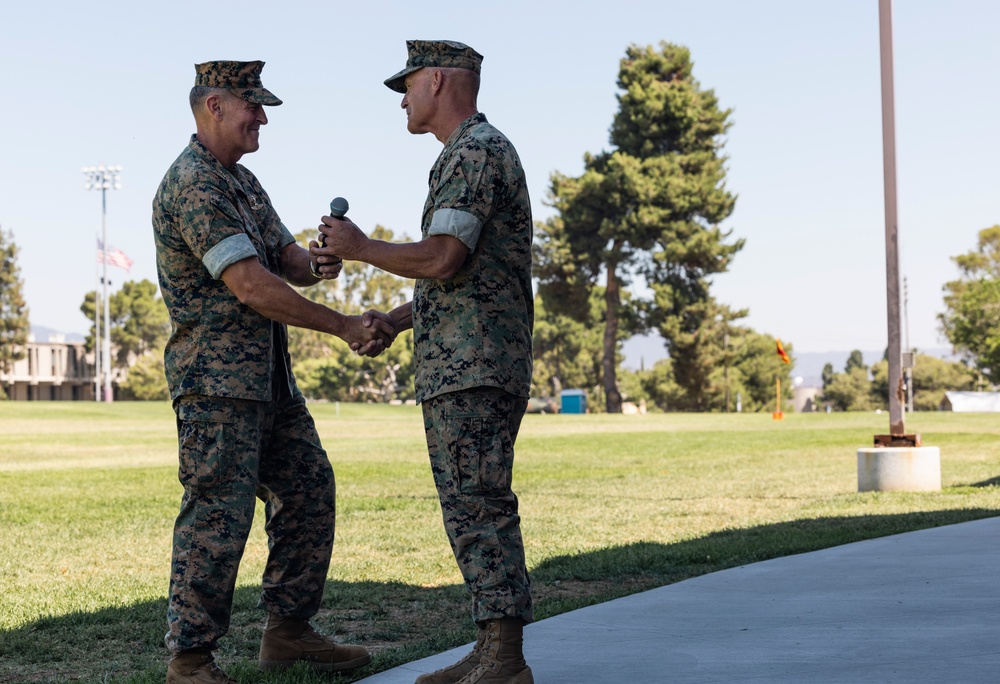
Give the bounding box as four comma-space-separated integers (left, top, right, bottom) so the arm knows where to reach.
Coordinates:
97, 238, 134, 272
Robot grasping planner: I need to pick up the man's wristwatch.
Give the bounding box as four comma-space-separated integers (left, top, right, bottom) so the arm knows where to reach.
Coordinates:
309, 260, 323, 279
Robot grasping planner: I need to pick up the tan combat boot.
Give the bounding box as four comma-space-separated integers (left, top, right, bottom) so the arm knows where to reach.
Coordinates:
455, 618, 533, 684
258, 614, 371, 672
415, 624, 487, 684
166, 649, 237, 684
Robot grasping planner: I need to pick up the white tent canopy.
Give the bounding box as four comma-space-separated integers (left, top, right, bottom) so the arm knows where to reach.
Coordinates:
940, 392, 1000, 413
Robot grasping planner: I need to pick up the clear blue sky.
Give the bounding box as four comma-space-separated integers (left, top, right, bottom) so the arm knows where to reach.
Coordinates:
2, 0, 998, 355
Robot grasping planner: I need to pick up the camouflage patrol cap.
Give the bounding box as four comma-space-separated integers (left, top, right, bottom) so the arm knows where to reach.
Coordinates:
194, 60, 282, 106
384, 40, 484, 93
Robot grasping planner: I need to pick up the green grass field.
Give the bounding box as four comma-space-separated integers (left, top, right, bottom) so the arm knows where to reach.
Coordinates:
2, 402, 998, 683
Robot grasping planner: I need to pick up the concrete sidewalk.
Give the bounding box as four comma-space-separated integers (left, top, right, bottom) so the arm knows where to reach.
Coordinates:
355, 516, 1000, 684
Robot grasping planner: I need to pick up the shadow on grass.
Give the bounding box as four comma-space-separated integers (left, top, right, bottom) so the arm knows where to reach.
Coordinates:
970, 475, 1000, 488
2, 508, 998, 684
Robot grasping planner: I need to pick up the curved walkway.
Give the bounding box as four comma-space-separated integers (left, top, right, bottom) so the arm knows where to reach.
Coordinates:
356, 516, 1000, 683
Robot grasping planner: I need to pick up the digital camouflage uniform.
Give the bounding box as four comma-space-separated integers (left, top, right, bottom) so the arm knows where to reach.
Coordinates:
153, 127, 336, 653
414, 111, 535, 624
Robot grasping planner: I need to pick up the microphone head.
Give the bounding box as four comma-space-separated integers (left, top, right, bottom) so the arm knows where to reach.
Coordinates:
329, 197, 350, 217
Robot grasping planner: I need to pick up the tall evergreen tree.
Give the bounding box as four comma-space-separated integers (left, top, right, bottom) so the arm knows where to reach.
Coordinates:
845, 349, 867, 374
821, 363, 835, 389
535, 42, 741, 412
0, 227, 30, 399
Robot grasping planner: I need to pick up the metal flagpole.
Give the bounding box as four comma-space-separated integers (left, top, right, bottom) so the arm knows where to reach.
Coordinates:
94, 236, 101, 401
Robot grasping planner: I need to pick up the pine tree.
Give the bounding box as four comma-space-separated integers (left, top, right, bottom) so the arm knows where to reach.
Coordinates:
536, 42, 742, 411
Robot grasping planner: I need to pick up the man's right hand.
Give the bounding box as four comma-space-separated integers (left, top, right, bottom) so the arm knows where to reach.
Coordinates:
348, 311, 395, 357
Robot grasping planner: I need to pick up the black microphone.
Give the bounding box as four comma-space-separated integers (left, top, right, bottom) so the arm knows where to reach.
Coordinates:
320, 197, 349, 247
329, 196, 349, 218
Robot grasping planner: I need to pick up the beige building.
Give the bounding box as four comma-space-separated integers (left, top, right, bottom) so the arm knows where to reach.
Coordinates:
1, 334, 97, 401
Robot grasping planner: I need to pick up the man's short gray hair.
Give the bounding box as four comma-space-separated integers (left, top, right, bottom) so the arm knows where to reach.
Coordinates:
189, 86, 231, 112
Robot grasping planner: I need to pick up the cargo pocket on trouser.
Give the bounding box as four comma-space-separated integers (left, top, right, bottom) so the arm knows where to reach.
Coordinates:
175, 397, 236, 492
449, 393, 514, 497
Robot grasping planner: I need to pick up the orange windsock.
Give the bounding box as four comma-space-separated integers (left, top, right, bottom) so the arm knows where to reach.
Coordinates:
776, 339, 790, 364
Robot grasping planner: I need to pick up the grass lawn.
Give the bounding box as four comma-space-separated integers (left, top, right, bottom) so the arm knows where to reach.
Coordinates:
1, 402, 998, 683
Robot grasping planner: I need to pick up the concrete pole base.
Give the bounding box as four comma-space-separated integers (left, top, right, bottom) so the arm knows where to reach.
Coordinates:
857, 446, 941, 492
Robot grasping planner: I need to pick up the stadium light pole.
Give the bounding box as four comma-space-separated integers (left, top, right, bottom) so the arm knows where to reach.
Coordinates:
83, 164, 122, 402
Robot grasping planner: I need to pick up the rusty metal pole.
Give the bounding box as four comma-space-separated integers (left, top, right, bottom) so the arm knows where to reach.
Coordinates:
878, 0, 905, 437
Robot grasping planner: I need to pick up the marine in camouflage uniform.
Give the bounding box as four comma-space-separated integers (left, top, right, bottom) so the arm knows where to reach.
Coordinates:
414, 110, 534, 624
317, 40, 535, 684
153, 60, 377, 683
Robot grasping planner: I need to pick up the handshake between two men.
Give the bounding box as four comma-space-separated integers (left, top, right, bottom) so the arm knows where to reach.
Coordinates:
306, 200, 421, 360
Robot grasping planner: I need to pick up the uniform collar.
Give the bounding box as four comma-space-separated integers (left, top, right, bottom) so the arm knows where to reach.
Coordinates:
443, 112, 488, 148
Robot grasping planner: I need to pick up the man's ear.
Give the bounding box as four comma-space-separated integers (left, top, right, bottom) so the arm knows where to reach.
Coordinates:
204, 92, 226, 121
430, 69, 443, 95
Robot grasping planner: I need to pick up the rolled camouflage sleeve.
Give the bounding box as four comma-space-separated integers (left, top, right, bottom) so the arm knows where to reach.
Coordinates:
278, 223, 296, 250
203, 234, 257, 279
174, 183, 251, 274
431, 143, 500, 253
428, 208, 483, 251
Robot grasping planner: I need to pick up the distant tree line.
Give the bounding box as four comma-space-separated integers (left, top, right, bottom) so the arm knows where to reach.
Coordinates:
818, 349, 979, 412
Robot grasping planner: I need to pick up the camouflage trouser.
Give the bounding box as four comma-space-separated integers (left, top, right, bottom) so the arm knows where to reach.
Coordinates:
422, 387, 533, 624
165, 392, 336, 653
